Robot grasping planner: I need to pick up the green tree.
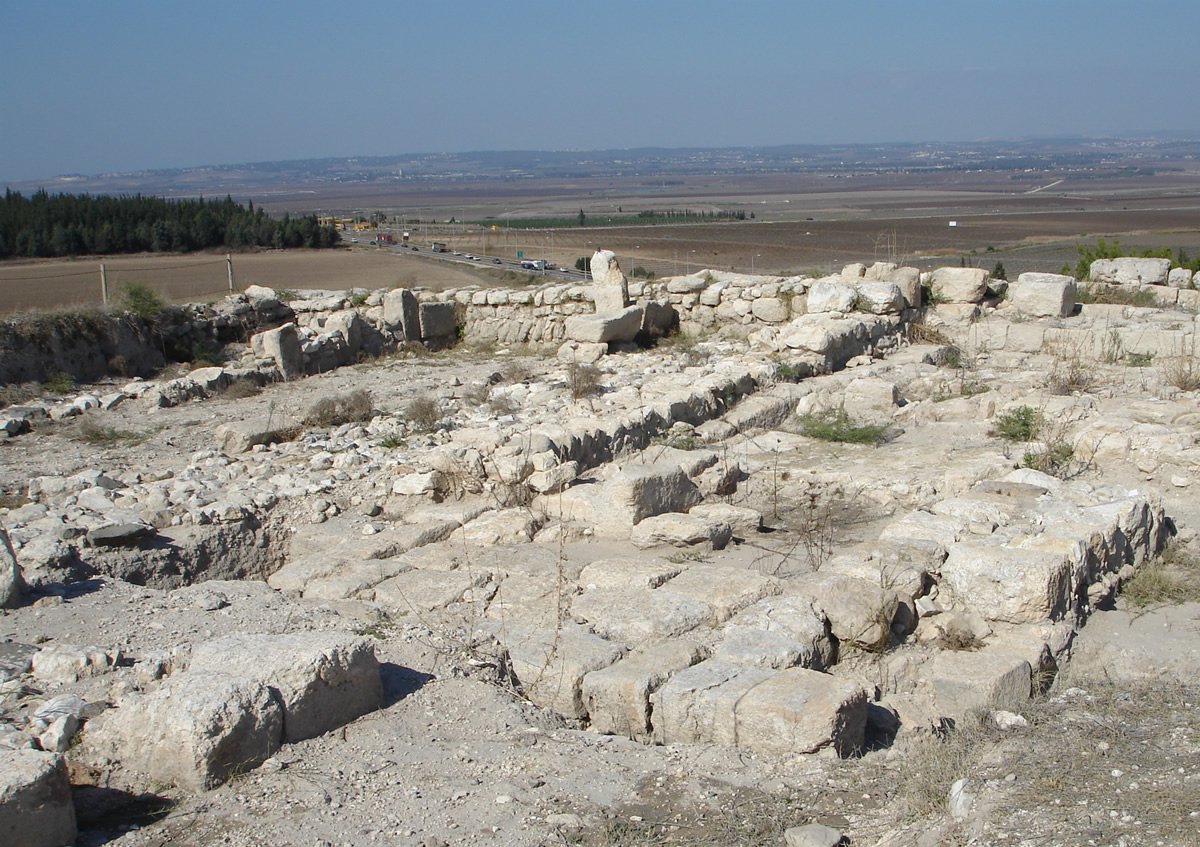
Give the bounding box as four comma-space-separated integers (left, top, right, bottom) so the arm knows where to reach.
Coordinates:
991, 261, 1007, 281
577, 209, 586, 227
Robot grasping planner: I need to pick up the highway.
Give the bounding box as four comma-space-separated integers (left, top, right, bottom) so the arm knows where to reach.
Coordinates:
386, 242, 583, 280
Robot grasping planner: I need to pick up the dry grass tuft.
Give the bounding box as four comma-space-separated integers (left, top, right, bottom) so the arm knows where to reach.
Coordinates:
404, 395, 442, 432
568, 362, 604, 400
1121, 539, 1200, 607
302, 389, 374, 428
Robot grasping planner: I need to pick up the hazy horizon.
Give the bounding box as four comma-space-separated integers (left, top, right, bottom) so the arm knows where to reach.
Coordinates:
4, 0, 1198, 184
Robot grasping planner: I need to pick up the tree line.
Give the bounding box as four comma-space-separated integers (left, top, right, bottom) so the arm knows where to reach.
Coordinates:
0, 189, 340, 259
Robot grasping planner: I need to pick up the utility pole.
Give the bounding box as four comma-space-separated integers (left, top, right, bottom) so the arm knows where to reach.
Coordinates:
100, 263, 108, 306
226, 254, 235, 292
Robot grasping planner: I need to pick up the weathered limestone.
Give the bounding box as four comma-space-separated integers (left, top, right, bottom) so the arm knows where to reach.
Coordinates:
1009, 272, 1077, 318
31, 644, 115, 684
1089, 257, 1171, 286
581, 639, 707, 740
500, 624, 625, 718
577, 558, 682, 590
629, 513, 732, 550
250, 323, 303, 379
564, 306, 644, 344
86, 674, 283, 790
930, 267, 989, 303
714, 595, 835, 670
806, 278, 858, 313
1167, 266, 1194, 289
372, 568, 493, 613
0, 526, 25, 609
187, 632, 383, 743
382, 288, 421, 341
554, 464, 702, 532
0, 748, 76, 847
854, 281, 905, 315
589, 250, 630, 315
661, 565, 781, 624
793, 573, 902, 649
556, 341, 606, 365
688, 503, 763, 538
418, 301, 458, 342
571, 588, 713, 644
842, 376, 899, 426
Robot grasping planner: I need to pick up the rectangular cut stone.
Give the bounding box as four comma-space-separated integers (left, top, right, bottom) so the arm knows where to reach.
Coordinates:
733, 668, 867, 757
187, 632, 383, 743
571, 588, 713, 644
383, 288, 420, 340
940, 539, 1072, 624
662, 565, 781, 624
652, 659, 773, 746
418, 301, 458, 340
498, 624, 625, 718
372, 568, 492, 613
581, 639, 706, 740
564, 306, 644, 343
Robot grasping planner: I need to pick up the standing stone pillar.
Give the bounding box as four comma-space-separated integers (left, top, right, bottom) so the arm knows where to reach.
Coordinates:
590, 250, 630, 316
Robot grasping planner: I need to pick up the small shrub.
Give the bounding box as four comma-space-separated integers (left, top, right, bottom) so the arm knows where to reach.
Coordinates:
1120, 541, 1200, 607
119, 283, 165, 317
275, 288, 298, 302
499, 360, 531, 384
774, 361, 807, 382
1075, 284, 1159, 308
942, 347, 963, 369
302, 389, 374, 428
221, 380, 262, 400
797, 408, 889, 445
991, 405, 1038, 441
42, 371, 74, 395
1046, 353, 1093, 394
378, 433, 406, 450
1160, 353, 1200, 391
349, 291, 369, 308
567, 362, 603, 400
75, 419, 144, 447
404, 395, 441, 432
1126, 352, 1154, 367
0, 382, 40, 407
1023, 442, 1074, 476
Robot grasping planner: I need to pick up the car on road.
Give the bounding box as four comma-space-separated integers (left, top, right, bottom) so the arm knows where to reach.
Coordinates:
493, 258, 502, 264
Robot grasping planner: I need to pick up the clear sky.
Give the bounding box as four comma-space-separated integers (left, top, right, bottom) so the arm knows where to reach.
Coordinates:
2, 0, 1197, 183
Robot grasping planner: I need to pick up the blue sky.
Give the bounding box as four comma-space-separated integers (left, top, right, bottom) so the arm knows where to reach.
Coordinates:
2, 0, 1197, 182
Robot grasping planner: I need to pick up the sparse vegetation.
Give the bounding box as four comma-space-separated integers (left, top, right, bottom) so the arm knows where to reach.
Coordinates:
41, 371, 74, 395
797, 408, 889, 445
1120, 540, 1200, 607
403, 395, 441, 432
302, 389, 374, 428
0, 382, 41, 407
991, 405, 1038, 441
1159, 346, 1200, 391
567, 362, 603, 400
119, 282, 166, 318
220, 380, 263, 400
1074, 284, 1159, 308
75, 418, 145, 447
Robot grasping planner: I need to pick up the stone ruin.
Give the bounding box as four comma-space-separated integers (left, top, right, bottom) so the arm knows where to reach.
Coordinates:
1, 250, 1197, 845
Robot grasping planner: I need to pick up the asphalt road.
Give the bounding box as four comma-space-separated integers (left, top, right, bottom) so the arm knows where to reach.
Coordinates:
388, 243, 582, 280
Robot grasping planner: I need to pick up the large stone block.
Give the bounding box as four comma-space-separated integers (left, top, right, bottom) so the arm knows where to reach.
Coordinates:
931, 267, 989, 303
714, 595, 834, 670
1009, 272, 1076, 318
85, 674, 283, 790
1089, 257, 1171, 286
418, 301, 458, 340
581, 639, 706, 740
564, 306, 644, 343
0, 749, 76, 847
854, 281, 904, 315
629, 513, 732, 550
188, 632, 382, 743
791, 572, 901, 650
806, 278, 858, 313
572, 588, 713, 644
0, 526, 25, 609
652, 659, 773, 747
590, 249, 627, 288
661, 565, 781, 624
602, 464, 703, 528
250, 323, 303, 379
733, 668, 867, 756
940, 539, 1072, 624
842, 376, 899, 426
499, 624, 625, 718
382, 288, 420, 340
751, 297, 790, 323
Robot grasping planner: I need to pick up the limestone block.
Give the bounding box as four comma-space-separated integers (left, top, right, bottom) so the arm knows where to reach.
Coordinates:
629, 513, 732, 550
581, 640, 706, 740
806, 278, 857, 313
854, 281, 905, 315
0, 527, 25, 609
418, 301, 457, 340
785, 823, 846, 847
1168, 267, 1193, 289
1009, 272, 1076, 318
931, 267, 989, 303
733, 668, 867, 756
572, 588, 713, 644
751, 297, 789, 323
642, 300, 677, 336
864, 262, 898, 280
880, 508, 966, 551
564, 306, 644, 343
86, 674, 282, 790
372, 568, 492, 613
699, 282, 726, 306
577, 558, 682, 591
455, 508, 541, 546
792, 572, 901, 649
382, 288, 420, 340
926, 638, 1050, 714
1089, 257, 1171, 285
500, 624, 625, 718
188, 633, 382, 743
602, 464, 703, 528
556, 340, 606, 364
842, 377, 899, 426
250, 323, 303, 379
325, 309, 364, 355
590, 249, 627, 288
527, 460, 579, 494
0, 748, 76, 847
651, 659, 773, 746
666, 274, 708, 294
940, 539, 1072, 624
661, 565, 781, 624
688, 503, 763, 538
884, 266, 922, 306
31, 644, 114, 684
714, 595, 834, 670
591, 282, 629, 316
